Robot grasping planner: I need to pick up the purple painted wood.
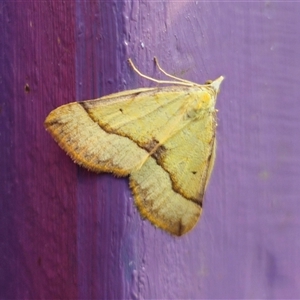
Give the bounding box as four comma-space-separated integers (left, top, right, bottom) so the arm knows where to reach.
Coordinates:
0, 1, 78, 299
1, 1, 300, 299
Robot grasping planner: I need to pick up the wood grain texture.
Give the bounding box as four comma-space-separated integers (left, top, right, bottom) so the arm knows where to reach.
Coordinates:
1, 1, 300, 299
0, 1, 78, 299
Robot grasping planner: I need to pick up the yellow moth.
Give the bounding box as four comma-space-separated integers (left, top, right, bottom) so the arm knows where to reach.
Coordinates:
44, 58, 224, 236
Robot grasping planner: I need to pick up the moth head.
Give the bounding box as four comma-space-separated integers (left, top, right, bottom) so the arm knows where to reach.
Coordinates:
191, 89, 216, 113
200, 76, 224, 111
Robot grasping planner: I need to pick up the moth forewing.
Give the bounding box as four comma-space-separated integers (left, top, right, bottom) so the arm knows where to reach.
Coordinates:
44, 58, 224, 236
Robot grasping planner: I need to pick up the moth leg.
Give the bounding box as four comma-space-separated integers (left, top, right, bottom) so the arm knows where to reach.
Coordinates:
128, 58, 193, 87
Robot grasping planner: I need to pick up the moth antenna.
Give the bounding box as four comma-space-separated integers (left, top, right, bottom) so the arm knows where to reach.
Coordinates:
127, 58, 194, 87
154, 57, 194, 85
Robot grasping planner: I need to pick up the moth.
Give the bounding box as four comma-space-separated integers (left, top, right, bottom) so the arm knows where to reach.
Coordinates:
44, 58, 224, 236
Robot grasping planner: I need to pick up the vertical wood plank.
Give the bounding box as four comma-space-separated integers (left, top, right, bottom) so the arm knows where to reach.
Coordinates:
74, 1, 128, 299
0, 1, 78, 299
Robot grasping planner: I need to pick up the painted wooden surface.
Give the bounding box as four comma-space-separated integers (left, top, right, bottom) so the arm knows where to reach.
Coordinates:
1, 1, 300, 299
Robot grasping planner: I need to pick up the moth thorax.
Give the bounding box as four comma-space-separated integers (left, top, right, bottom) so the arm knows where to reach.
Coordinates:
186, 91, 214, 118
199, 91, 215, 110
